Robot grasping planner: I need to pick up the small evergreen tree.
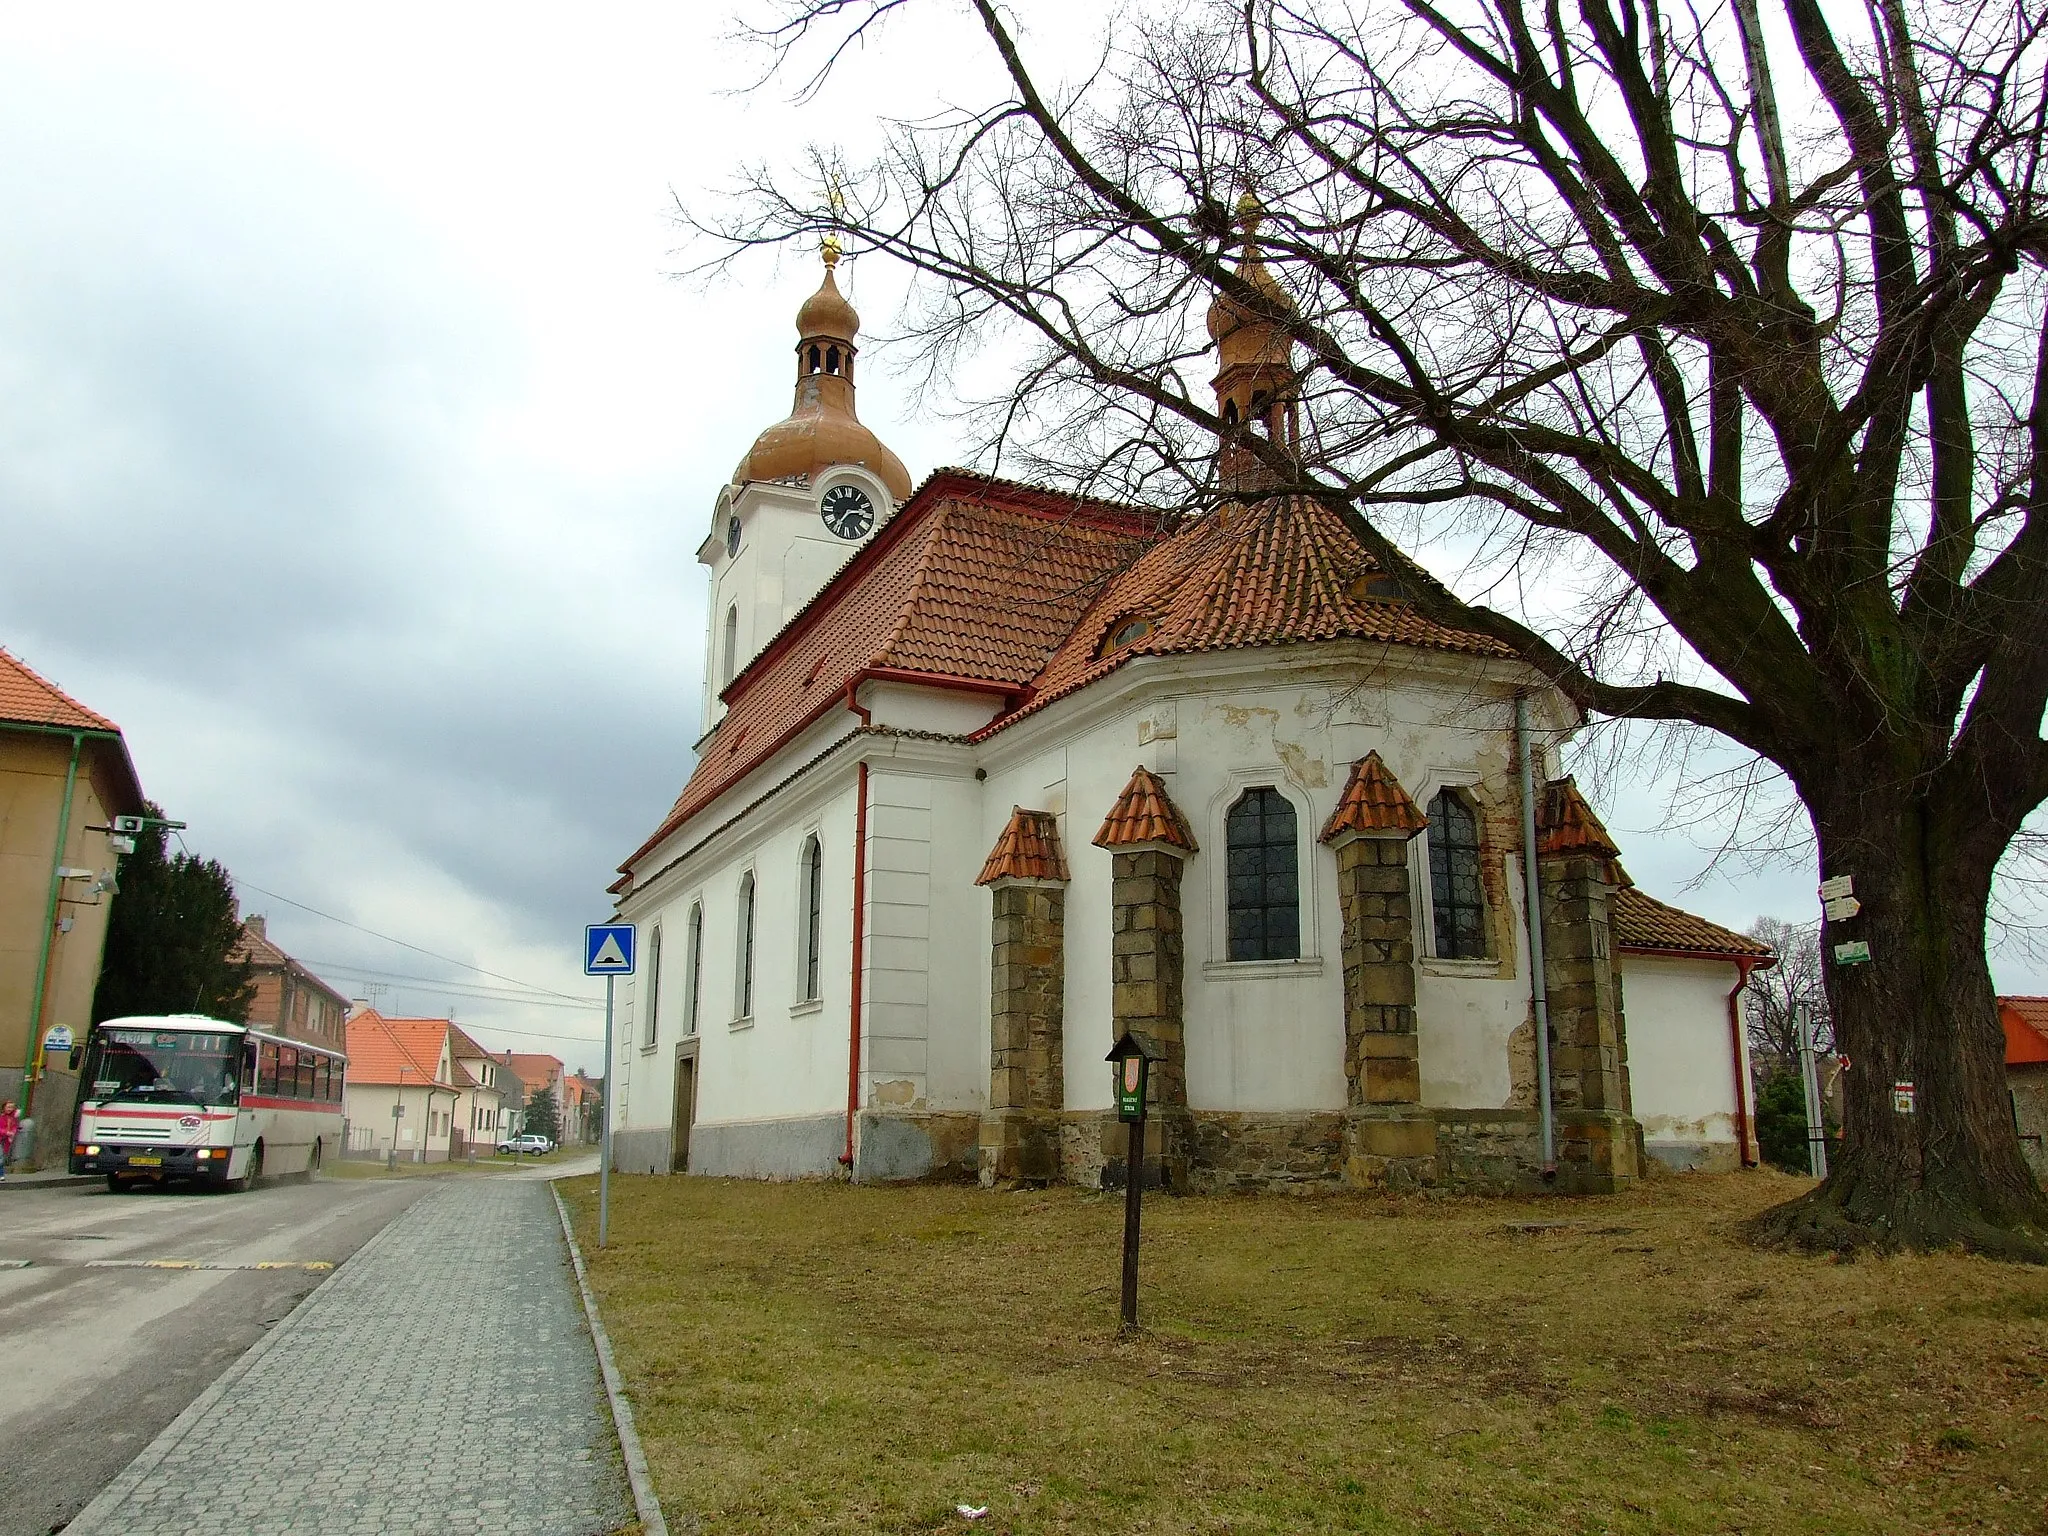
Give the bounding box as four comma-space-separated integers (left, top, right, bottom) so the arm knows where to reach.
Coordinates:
1756, 1072, 1821, 1176
522, 1083, 561, 1144
92, 806, 254, 1024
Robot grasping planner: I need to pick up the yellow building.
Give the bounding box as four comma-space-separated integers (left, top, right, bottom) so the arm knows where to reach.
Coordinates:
1, 649, 144, 1165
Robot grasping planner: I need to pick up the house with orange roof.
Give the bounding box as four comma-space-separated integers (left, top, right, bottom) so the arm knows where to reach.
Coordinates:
0, 648, 146, 1166
342, 1008, 460, 1162
233, 916, 349, 1052
2002, 997, 2048, 1182
446, 1023, 518, 1156
602, 241, 1774, 1192
498, 1051, 566, 1142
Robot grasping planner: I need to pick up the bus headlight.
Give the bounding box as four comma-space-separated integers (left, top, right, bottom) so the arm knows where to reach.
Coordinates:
84, 1144, 100, 1156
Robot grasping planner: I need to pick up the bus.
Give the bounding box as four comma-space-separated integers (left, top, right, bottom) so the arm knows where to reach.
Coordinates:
70, 1014, 346, 1192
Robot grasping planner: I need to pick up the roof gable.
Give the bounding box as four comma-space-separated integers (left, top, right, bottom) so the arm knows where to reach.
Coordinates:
2002, 998, 2048, 1066
344, 1010, 457, 1088
0, 648, 120, 732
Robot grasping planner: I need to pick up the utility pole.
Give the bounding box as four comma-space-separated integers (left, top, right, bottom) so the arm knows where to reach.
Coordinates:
1796, 1002, 1829, 1179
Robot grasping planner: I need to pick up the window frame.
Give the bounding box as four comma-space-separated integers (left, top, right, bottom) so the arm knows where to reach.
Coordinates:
641, 924, 663, 1050
1423, 785, 1489, 962
734, 869, 757, 1024
1223, 786, 1303, 963
684, 900, 704, 1036
798, 833, 824, 1005
1201, 773, 1323, 975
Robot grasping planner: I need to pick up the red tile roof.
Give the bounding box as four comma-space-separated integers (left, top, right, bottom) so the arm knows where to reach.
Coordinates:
976, 807, 1070, 884
0, 648, 120, 731
1319, 752, 1427, 841
624, 471, 1158, 868
1610, 888, 1775, 961
977, 497, 1515, 737
1093, 766, 1198, 853
344, 1010, 457, 1089
2002, 998, 2048, 1066
1538, 777, 1622, 859
500, 1052, 564, 1092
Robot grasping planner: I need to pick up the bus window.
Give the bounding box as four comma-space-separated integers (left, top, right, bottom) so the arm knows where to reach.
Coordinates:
297, 1051, 316, 1100
242, 1041, 259, 1092
279, 1047, 299, 1099
260, 1042, 280, 1094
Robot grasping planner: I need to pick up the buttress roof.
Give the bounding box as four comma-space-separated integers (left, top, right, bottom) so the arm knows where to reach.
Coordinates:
1093, 766, 1198, 853
1320, 751, 1428, 841
976, 807, 1070, 885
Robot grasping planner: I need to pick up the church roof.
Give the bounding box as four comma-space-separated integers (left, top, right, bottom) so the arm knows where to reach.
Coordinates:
1609, 887, 1774, 962
1319, 751, 1428, 841
976, 807, 1070, 884
625, 471, 1158, 867
978, 496, 1513, 737
1093, 766, 1198, 853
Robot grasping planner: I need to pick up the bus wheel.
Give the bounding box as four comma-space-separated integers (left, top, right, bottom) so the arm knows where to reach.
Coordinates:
231, 1142, 265, 1194
106, 1174, 126, 1195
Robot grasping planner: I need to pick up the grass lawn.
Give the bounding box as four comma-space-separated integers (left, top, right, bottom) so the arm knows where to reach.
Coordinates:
558, 1170, 2048, 1535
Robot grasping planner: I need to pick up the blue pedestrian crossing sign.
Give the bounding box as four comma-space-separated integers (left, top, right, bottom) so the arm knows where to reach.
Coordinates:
584, 923, 636, 976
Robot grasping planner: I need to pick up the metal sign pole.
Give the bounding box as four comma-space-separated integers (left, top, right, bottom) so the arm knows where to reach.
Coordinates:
600, 973, 614, 1249
1797, 1002, 1829, 1180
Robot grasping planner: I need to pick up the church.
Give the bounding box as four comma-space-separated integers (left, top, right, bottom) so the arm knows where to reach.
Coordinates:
605, 232, 1772, 1193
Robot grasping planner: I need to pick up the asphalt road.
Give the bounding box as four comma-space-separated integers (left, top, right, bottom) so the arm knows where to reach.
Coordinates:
0, 1175, 431, 1536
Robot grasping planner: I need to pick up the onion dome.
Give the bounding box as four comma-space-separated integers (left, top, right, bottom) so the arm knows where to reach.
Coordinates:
733, 237, 913, 500
1206, 194, 1296, 371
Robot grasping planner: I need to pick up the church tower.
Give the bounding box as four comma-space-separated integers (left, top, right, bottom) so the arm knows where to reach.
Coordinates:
700, 239, 912, 727
1207, 196, 1301, 498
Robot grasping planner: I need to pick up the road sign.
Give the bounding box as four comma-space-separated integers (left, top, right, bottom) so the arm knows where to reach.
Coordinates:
585, 923, 636, 976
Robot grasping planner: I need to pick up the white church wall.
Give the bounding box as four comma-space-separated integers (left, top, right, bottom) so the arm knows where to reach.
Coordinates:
610, 759, 862, 1177
1620, 954, 1749, 1171
857, 680, 1006, 736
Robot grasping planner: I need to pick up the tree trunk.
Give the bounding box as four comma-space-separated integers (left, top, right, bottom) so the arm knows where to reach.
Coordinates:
1749, 785, 2048, 1260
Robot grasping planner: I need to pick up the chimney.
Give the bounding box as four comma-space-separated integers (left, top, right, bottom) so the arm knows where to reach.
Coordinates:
246, 914, 267, 940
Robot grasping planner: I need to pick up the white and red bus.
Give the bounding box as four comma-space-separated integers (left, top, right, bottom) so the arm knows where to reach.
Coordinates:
70, 1014, 346, 1192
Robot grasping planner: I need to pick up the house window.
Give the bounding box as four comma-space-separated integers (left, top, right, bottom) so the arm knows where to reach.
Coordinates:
722, 605, 739, 687
800, 835, 823, 1002
735, 872, 756, 1020
685, 902, 703, 1036
1225, 787, 1300, 961
1428, 789, 1486, 959
643, 926, 663, 1047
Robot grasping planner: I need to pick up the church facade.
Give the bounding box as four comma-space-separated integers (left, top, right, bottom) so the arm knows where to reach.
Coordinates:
606, 237, 1771, 1193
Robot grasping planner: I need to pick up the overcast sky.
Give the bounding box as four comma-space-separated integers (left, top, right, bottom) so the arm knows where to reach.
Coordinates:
2, 4, 2039, 1074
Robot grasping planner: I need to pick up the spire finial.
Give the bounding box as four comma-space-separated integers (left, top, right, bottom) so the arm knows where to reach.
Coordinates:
1235, 191, 1264, 252
821, 231, 842, 270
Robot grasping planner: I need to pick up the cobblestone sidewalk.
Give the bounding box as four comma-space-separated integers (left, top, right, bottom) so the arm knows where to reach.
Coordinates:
66, 1180, 631, 1536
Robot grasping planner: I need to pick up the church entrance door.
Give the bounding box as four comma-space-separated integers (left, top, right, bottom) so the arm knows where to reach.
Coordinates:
671, 1054, 696, 1173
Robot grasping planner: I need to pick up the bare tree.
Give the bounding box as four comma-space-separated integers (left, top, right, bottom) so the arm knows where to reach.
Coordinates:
1743, 917, 1832, 1077
717, 0, 2048, 1256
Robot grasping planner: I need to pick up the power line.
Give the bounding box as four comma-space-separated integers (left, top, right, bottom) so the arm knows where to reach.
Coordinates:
305, 961, 603, 1014
233, 879, 592, 1003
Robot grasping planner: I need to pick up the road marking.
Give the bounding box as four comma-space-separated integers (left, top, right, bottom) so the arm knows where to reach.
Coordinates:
0, 1259, 30, 1269
65, 1259, 338, 1272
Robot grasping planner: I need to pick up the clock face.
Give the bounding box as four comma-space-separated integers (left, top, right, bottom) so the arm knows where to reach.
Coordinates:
820, 482, 877, 540
726, 515, 742, 557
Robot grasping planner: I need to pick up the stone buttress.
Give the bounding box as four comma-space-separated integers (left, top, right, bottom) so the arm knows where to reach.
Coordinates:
974, 808, 1069, 1184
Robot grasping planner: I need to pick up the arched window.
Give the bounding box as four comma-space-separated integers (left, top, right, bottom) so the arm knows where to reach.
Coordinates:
1222, 398, 1240, 426
735, 872, 756, 1019
1428, 789, 1486, 958
807, 344, 822, 373
722, 605, 739, 687
683, 902, 703, 1036
798, 836, 824, 1002
1226, 787, 1300, 961
825, 344, 841, 374
643, 925, 662, 1046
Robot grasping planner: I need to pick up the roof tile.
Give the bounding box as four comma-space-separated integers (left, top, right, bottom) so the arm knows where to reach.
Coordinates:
976, 808, 1070, 884
1320, 752, 1427, 841
2001, 998, 2048, 1066
1610, 888, 1774, 960
1538, 777, 1622, 859
343, 1010, 457, 1089
0, 649, 120, 732
1093, 767, 1198, 853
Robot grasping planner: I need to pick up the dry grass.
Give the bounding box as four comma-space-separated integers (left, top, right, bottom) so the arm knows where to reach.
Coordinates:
558, 1171, 2048, 1535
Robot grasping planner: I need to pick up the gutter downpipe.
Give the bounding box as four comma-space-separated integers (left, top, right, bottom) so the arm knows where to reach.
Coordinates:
1727, 958, 1758, 1167
842, 756, 870, 1172
1515, 696, 1556, 1174
22, 731, 84, 1121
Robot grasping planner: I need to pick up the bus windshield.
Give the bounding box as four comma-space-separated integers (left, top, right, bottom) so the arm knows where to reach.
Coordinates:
82, 1027, 243, 1109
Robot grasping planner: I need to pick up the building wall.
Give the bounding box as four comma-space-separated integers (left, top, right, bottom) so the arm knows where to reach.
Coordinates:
1618, 954, 1749, 1171
2010, 1064, 2048, 1184
343, 1082, 456, 1161
0, 733, 125, 1156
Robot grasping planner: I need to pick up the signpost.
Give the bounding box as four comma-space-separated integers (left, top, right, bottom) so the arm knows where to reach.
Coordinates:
1105, 1031, 1165, 1332
585, 922, 636, 1249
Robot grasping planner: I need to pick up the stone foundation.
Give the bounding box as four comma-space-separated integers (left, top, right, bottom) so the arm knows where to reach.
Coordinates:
854, 1109, 980, 1183
609, 1125, 672, 1175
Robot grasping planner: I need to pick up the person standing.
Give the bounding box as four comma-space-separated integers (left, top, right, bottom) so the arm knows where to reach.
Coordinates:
0, 1100, 19, 1180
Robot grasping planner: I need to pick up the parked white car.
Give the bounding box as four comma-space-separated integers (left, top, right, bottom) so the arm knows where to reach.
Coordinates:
495, 1134, 554, 1156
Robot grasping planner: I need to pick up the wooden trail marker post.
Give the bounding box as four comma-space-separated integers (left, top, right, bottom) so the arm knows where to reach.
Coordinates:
1106, 1031, 1165, 1332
